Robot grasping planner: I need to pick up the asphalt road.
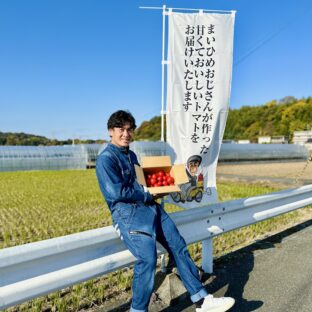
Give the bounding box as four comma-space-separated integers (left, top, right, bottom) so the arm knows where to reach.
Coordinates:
101, 219, 312, 312
208, 219, 312, 312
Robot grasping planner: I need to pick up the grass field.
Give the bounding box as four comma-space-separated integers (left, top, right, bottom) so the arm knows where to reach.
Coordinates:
1, 169, 311, 311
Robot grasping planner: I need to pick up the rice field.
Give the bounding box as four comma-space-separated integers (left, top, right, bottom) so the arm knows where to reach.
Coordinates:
0, 169, 311, 311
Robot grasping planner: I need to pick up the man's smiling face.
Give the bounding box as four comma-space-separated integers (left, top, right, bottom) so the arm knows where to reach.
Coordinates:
109, 122, 134, 147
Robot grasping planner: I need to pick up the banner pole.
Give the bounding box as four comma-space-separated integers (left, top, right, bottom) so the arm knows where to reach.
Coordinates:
139, 6, 234, 14
160, 5, 167, 273
160, 4, 166, 142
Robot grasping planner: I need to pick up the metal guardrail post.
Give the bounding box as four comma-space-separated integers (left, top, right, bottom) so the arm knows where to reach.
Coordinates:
202, 238, 213, 273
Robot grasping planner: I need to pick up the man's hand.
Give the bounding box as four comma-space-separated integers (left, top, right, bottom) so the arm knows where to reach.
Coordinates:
152, 193, 169, 201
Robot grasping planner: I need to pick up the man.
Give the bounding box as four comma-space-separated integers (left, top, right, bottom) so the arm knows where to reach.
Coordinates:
96, 110, 235, 312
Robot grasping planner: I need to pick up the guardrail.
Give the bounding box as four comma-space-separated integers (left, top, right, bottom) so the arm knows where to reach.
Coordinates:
1, 184, 312, 310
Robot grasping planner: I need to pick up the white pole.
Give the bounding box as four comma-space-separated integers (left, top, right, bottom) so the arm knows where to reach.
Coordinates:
160, 5, 167, 272
159, 6, 170, 272
139, 6, 234, 14
160, 4, 166, 142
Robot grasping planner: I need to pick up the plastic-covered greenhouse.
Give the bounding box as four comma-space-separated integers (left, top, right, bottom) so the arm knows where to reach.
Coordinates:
219, 143, 309, 162
0, 146, 87, 172
0, 142, 309, 172
130, 141, 167, 161
97, 142, 167, 163
97, 142, 310, 163
79, 144, 103, 168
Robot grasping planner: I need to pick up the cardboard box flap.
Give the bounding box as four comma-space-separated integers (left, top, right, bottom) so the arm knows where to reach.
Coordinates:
148, 185, 180, 195
141, 156, 171, 168
171, 164, 189, 184
134, 164, 146, 187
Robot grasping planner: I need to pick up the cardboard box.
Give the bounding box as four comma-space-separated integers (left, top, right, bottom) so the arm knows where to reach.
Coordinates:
135, 156, 189, 195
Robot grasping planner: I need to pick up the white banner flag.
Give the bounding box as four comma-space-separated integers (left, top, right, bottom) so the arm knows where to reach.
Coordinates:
166, 11, 235, 208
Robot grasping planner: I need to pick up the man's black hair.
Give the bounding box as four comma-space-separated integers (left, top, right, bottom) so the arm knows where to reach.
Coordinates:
107, 110, 136, 130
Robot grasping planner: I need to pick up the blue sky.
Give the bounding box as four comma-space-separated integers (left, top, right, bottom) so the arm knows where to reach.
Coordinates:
0, 0, 311, 140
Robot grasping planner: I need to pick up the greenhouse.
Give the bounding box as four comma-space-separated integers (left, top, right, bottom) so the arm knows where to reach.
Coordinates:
80, 144, 103, 168
97, 141, 168, 163
120, 142, 310, 163
0, 142, 309, 172
0, 145, 87, 172
219, 143, 309, 162
130, 141, 167, 161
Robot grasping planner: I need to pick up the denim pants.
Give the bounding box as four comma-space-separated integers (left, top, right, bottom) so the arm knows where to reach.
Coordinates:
112, 202, 208, 312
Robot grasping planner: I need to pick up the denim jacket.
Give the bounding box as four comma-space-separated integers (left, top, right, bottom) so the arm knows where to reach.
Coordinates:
96, 143, 153, 214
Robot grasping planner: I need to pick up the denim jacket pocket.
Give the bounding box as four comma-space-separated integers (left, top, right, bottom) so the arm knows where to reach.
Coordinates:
115, 204, 135, 225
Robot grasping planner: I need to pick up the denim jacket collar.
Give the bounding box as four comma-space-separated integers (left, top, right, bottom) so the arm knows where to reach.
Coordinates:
108, 142, 129, 154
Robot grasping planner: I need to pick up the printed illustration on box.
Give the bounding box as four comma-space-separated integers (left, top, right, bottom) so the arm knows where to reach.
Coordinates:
170, 155, 204, 203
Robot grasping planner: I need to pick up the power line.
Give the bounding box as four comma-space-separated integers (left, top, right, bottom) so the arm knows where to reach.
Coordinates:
234, 5, 312, 67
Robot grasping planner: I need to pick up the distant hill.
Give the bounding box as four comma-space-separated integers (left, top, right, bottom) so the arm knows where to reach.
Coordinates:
224, 97, 312, 142
134, 116, 163, 141
2, 97, 311, 145
134, 96, 312, 142
0, 132, 106, 146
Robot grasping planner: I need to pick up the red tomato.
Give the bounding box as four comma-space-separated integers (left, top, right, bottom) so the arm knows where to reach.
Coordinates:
157, 176, 162, 182
152, 174, 157, 179
150, 178, 156, 185
167, 176, 174, 184
157, 182, 163, 187
147, 174, 152, 179
158, 170, 165, 177
163, 181, 168, 186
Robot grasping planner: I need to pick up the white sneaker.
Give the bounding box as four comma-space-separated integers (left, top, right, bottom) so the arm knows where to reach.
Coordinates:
196, 294, 235, 312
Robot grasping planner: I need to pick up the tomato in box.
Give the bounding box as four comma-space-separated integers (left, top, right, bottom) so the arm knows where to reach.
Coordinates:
135, 156, 189, 195
144, 170, 175, 188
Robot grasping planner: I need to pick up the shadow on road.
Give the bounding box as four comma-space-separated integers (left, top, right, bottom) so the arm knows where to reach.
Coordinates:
106, 219, 312, 312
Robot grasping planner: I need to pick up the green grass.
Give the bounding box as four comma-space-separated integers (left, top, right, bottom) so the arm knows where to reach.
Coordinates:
0, 169, 311, 311
0, 170, 108, 248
